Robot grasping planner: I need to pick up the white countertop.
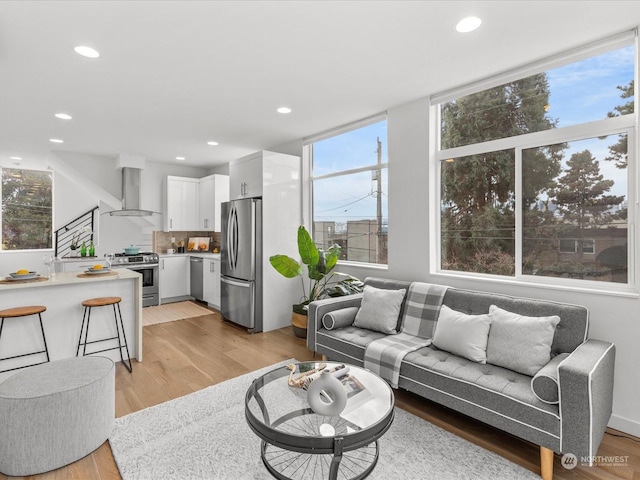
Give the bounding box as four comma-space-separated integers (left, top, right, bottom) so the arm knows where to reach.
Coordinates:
158, 253, 221, 259
0, 269, 140, 291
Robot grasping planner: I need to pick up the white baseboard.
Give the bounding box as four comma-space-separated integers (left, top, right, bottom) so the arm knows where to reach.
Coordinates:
608, 413, 640, 438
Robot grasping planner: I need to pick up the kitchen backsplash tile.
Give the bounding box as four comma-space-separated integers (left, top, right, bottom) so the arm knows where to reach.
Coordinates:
153, 231, 221, 254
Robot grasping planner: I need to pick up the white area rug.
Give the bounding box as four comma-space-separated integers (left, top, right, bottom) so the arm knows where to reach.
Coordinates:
109, 360, 540, 480
142, 301, 213, 326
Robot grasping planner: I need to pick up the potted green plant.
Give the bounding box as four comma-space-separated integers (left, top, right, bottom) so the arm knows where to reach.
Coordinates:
270, 226, 363, 337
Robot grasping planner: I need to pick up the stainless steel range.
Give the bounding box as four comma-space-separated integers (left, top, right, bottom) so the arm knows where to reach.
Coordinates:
111, 252, 159, 307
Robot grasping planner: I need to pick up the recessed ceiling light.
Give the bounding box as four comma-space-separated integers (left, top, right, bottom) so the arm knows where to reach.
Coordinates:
176, 156, 185, 161
49, 138, 64, 144
55, 113, 72, 120
456, 16, 482, 33
74, 45, 100, 58
277, 107, 292, 114
10, 156, 22, 161
207, 141, 219, 146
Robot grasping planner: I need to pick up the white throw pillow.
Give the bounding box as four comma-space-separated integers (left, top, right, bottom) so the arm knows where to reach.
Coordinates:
352, 285, 406, 334
432, 305, 492, 363
486, 305, 561, 376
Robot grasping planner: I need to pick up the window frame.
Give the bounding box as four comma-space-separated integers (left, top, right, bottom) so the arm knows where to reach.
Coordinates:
1, 167, 55, 253
305, 113, 389, 268
429, 33, 638, 295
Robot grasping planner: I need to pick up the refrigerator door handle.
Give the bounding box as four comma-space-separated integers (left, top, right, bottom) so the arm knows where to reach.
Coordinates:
226, 202, 238, 271
221, 276, 251, 288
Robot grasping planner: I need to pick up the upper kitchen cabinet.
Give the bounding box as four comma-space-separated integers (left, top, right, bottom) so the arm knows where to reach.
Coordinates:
229, 151, 265, 198
163, 176, 199, 231
229, 150, 302, 200
198, 174, 229, 231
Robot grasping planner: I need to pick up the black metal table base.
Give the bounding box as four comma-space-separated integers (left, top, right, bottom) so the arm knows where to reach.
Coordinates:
260, 440, 379, 480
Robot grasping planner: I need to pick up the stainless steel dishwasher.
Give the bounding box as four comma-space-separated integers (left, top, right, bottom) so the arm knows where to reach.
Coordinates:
190, 257, 204, 301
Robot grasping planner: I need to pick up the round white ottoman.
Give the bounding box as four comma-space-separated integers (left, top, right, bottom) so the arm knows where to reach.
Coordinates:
0, 356, 114, 476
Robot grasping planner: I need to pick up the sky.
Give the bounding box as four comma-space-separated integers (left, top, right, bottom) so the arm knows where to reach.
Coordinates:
312, 120, 388, 226
311, 44, 635, 225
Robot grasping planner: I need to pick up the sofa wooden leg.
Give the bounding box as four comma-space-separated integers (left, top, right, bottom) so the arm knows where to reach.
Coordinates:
540, 446, 554, 480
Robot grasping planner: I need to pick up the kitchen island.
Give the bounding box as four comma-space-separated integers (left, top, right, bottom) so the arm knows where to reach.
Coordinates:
0, 269, 142, 380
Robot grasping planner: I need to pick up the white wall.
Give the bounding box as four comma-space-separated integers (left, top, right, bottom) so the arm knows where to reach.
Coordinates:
294, 97, 640, 437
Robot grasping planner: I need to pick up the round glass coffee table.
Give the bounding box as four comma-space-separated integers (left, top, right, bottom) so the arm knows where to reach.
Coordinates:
245, 361, 395, 480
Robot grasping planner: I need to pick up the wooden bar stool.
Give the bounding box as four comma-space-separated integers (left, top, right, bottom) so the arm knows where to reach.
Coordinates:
76, 297, 132, 372
0, 306, 50, 374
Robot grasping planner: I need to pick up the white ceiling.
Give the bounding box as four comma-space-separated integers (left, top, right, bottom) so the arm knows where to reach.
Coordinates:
1, 1, 639, 168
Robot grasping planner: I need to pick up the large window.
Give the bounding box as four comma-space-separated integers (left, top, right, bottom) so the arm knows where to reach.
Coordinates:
308, 117, 388, 265
2, 168, 53, 251
435, 34, 635, 288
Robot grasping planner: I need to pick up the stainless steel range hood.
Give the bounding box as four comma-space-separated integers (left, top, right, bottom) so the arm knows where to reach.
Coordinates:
109, 167, 157, 216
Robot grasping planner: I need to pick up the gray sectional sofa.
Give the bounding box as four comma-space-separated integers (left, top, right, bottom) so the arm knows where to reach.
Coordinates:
307, 277, 616, 480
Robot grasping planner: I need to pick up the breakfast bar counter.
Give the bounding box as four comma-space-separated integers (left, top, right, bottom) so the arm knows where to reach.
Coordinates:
0, 270, 142, 380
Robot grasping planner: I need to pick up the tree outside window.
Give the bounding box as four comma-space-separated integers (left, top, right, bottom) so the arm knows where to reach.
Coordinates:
437, 41, 634, 286
2, 168, 53, 251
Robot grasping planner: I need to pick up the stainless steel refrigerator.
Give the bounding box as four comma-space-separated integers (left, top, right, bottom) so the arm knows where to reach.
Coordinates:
220, 198, 263, 332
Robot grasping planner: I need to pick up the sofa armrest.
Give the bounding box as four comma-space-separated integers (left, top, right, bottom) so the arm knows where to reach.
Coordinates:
307, 294, 363, 352
558, 339, 615, 460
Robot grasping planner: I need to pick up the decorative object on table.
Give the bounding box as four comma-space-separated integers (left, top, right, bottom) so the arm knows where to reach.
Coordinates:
306, 369, 348, 416
123, 245, 140, 255
286, 362, 327, 388
105, 252, 115, 270
80, 241, 87, 257
42, 254, 54, 278
88, 241, 95, 257
69, 225, 92, 257
0, 276, 47, 284
269, 225, 364, 337
83, 265, 112, 275
76, 270, 118, 278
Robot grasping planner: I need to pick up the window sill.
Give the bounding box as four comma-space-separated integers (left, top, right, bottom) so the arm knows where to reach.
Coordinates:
337, 260, 389, 271
431, 270, 639, 299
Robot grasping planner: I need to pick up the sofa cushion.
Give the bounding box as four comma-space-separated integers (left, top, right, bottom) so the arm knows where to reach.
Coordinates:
432, 305, 492, 363
322, 307, 359, 330
486, 305, 560, 376
316, 326, 386, 364
399, 346, 560, 445
353, 285, 406, 334
531, 353, 569, 404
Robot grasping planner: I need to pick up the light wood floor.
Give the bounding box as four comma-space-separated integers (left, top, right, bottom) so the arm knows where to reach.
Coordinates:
2, 307, 639, 480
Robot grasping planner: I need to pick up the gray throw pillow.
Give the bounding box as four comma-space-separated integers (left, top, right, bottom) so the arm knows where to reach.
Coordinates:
531, 353, 569, 404
322, 307, 359, 330
486, 305, 561, 376
352, 285, 406, 334
432, 305, 492, 363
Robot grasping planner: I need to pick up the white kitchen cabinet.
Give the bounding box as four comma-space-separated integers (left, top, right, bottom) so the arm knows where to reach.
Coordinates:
202, 257, 221, 308
159, 255, 190, 301
229, 152, 263, 199
198, 174, 229, 231
163, 176, 199, 231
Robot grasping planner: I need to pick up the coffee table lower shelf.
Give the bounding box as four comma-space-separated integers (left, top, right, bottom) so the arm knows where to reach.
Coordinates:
258, 407, 381, 480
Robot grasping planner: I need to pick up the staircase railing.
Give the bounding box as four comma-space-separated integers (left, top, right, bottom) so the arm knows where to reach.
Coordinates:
54, 206, 99, 258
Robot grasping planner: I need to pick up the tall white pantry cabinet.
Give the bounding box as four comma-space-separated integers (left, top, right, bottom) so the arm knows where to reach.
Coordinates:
228, 150, 303, 332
